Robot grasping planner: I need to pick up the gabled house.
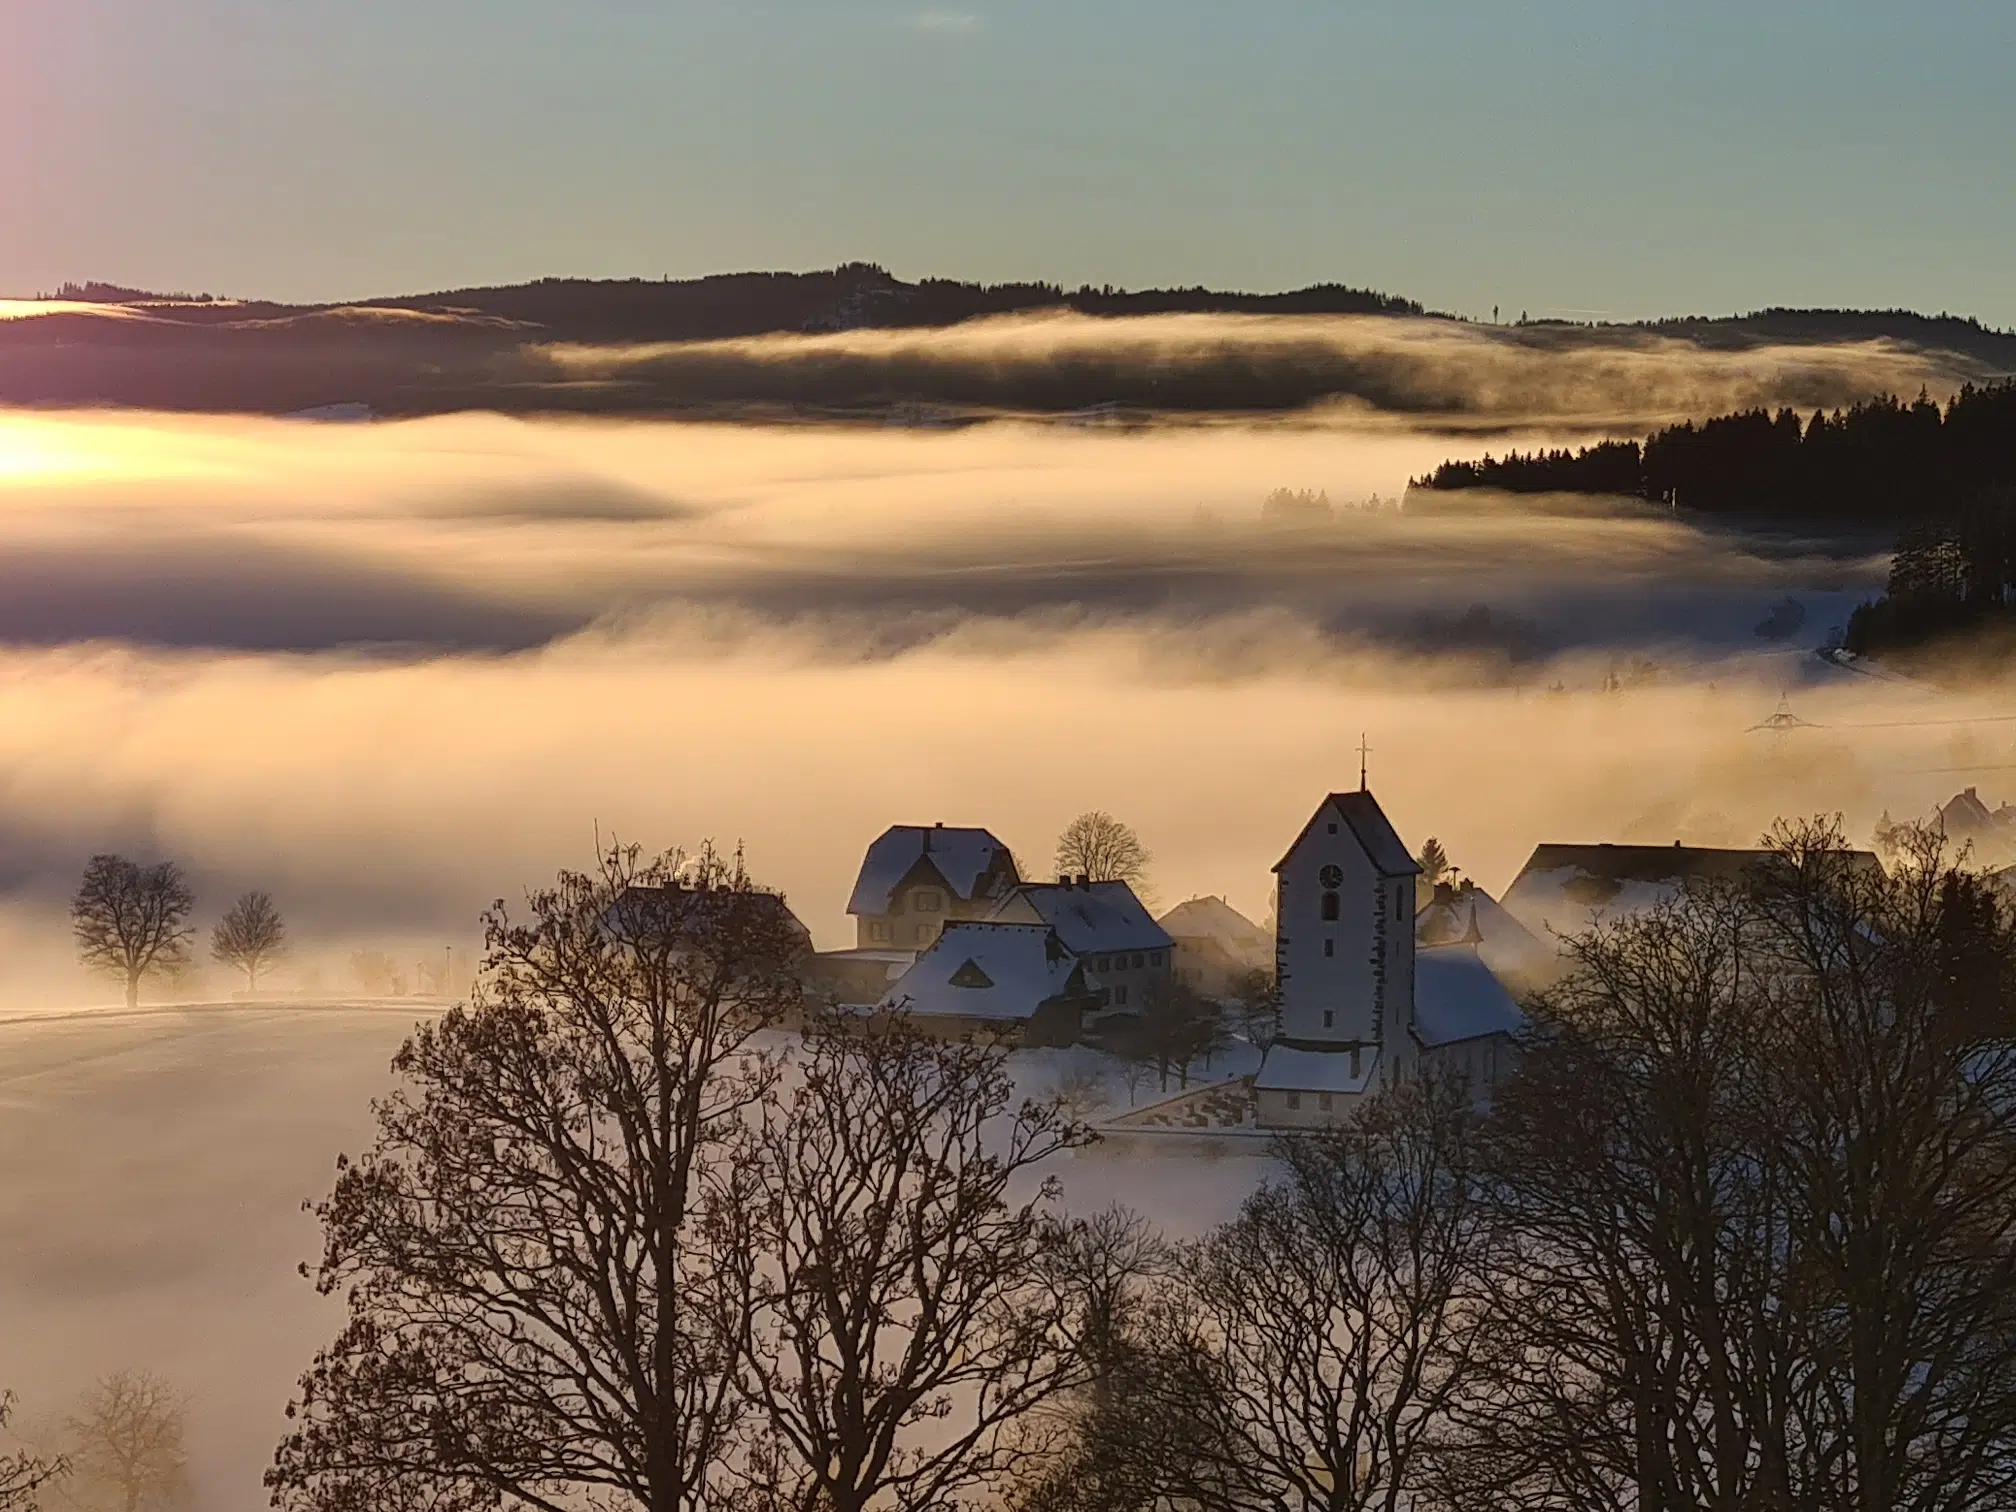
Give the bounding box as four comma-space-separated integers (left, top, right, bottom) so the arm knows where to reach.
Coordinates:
880, 921, 1105, 1046
846, 823, 1021, 951
989, 877, 1174, 1013
1159, 894, 1271, 997
1501, 841, 1885, 941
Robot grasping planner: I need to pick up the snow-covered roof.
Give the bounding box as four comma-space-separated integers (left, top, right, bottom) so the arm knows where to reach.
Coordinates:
1414, 945, 1526, 1047
1273, 791, 1421, 878
1501, 842, 1881, 940
846, 825, 1017, 916
882, 921, 1099, 1022
1415, 881, 1555, 981
994, 881, 1173, 955
1158, 895, 1270, 963
1254, 1043, 1380, 1095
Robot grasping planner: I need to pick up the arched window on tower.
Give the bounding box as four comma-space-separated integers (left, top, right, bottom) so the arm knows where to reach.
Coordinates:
1320, 891, 1340, 921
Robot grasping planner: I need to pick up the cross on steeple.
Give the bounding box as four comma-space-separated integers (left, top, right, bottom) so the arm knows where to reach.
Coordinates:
1358, 732, 1371, 792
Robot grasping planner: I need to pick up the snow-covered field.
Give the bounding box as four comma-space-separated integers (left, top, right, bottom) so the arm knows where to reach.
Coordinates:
0, 1003, 1269, 1511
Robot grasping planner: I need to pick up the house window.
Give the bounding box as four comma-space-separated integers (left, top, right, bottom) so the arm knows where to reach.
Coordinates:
915, 924, 932, 943
1324, 939, 1334, 958
869, 921, 891, 943
1319, 1092, 1333, 1112
1115, 985, 1129, 1006
1151, 950, 1164, 967
1096, 955, 1110, 971
913, 889, 943, 913
1396, 888, 1405, 922
1131, 952, 1145, 969
1323, 1010, 1333, 1029
1327, 822, 1337, 834
1321, 891, 1340, 922
1287, 1092, 1302, 1110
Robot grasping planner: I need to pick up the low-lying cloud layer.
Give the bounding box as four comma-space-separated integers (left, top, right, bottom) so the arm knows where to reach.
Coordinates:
541, 311, 1994, 430
0, 405, 2007, 1011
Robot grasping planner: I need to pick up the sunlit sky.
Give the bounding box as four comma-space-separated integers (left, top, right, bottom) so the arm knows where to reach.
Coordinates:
5, 1, 2014, 323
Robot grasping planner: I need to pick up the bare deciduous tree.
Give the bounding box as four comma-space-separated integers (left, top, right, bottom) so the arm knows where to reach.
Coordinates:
345, 949, 401, 997
210, 891, 286, 995
1171, 1073, 1495, 1512
719, 1011, 1094, 1512
1053, 813, 1152, 890
0, 1394, 58, 1512
1458, 820, 2016, 1512
1229, 967, 1280, 1053
70, 856, 195, 1010
268, 843, 807, 1512
53, 1371, 188, 1512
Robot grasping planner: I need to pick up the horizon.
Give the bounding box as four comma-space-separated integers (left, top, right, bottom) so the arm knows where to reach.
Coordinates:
9, 2, 2015, 324
17, 262, 2016, 335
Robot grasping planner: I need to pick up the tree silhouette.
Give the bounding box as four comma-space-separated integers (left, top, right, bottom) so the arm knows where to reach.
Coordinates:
270, 843, 808, 1512
55, 1371, 189, 1512
70, 857, 194, 1010
210, 891, 286, 995
1053, 812, 1152, 888
0, 1394, 58, 1512
1417, 836, 1452, 886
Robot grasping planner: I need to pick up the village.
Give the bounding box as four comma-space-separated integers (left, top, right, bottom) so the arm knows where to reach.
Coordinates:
759, 780, 1931, 1136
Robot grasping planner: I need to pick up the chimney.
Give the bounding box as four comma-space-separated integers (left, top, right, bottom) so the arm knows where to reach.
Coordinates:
1057, 873, 1070, 887
1075, 873, 1090, 889
1966, 787, 1980, 802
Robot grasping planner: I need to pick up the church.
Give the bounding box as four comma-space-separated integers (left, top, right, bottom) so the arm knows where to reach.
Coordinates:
1254, 787, 1525, 1129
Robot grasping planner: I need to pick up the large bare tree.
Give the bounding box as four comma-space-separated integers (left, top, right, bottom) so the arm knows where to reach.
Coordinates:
53, 1370, 189, 1512
267, 843, 807, 1512
718, 1011, 1093, 1512
210, 890, 287, 995
1052, 813, 1151, 890
1172, 1073, 1495, 1512
1456, 820, 2016, 1512
70, 856, 194, 1010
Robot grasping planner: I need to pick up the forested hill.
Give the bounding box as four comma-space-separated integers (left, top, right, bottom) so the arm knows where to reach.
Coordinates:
38, 265, 1427, 342
1409, 383, 2016, 525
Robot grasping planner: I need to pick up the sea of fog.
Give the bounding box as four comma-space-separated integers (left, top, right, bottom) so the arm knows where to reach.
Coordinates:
1, 402, 2014, 1506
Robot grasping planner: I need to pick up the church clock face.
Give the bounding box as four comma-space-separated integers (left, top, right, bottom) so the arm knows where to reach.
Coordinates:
1318, 864, 1344, 888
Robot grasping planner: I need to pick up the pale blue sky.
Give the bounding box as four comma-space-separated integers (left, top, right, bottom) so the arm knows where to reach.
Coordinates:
6, 1, 2013, 322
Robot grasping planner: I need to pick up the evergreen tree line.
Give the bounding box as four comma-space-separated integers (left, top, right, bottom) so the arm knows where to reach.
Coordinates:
1412, 381, 2016, 523
234, 827, 2016, 1512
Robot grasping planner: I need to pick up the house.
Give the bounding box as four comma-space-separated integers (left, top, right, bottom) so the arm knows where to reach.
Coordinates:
1412, 942, 1524, 1092
1936, 787, 2016, 859
879, 921, 1106, 1047
846, 823, 1021, 951
989, 877, 1174, 1014
1501, 841, 1885, 941
1414, 878, 1557, 987
1159, 894, 1271, 997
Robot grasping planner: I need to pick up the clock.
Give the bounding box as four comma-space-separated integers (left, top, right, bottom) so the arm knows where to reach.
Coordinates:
1318, 864, 1344, 888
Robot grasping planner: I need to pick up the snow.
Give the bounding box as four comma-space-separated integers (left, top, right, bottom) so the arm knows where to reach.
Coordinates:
1414, 945, 1527, 1046
1157, 895, 1270, 964
845, 825, 1013, 916
992, 880, 1172, 955
1415, 883, 1555, 981
882, 922, 1092, 1021
1254, 1043, 1380, 1095
0, 1004, 1273, 1511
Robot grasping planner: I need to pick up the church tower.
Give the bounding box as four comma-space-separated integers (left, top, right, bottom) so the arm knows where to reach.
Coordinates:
1271, 789, 1420, 1072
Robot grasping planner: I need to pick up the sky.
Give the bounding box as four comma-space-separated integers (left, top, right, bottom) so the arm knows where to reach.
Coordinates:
4, 1, 2013, 323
